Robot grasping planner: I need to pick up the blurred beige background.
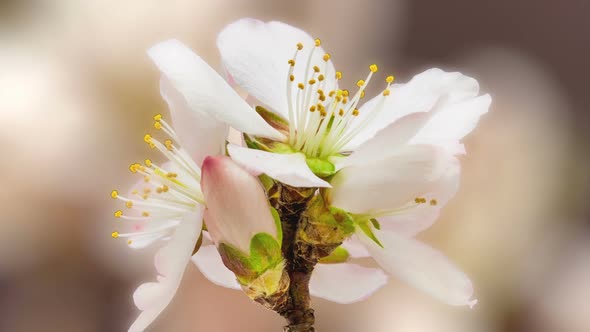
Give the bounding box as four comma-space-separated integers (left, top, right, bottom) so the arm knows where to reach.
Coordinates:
1, 0, 589, 331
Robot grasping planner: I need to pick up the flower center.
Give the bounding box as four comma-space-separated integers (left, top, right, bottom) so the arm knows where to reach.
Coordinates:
110, 114, 203, 247
285, 39, 395, 159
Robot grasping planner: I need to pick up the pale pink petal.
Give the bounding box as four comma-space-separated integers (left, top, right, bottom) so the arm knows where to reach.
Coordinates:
358, 228, 476, 307
160, 77, 228, 165
227, 144, 330, 188
309, 263, 388, 304
148, 39, 284, 141
129, 209, 203, 332
341, 236, 371, 258
379, 158, 460, 236
331, 145, 453, 214
201, 156, 277, 253
217, 18, 337, 118
344, 69, 481, 150
192, 245, 241, 290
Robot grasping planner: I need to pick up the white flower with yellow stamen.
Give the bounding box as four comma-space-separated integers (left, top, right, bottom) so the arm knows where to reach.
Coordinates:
146, 18, 489, 308
109, 63, 236, 331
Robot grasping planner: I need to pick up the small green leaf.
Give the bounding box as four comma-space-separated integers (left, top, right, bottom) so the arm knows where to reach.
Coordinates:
255, 106, 289, 132
249, 232, 283, 273
357, 222, 384, 248
318, 246, 350, 264
270, 207, 283, 246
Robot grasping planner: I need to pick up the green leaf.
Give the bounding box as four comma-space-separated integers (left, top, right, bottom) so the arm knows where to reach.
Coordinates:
357, 222, 384, 248
318, 246, 350, 264
270, 207, 283, 246
249, 232, 283, 274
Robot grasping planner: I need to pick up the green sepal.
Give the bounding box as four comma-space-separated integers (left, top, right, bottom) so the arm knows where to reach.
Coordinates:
255, 106, 289, 133
318, 246, 350, 264
259, 174, 275, 192
306, 157, 336, 177
357, 221, 384, 248
270, 207, 283, 246
218, 232, 283, 284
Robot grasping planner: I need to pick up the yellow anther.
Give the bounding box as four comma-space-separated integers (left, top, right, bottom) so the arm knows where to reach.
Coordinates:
148, 142, 155, 149
338, 109, 344, 116
319, 95, 326, 102
296, 42, 303, 50
154, 121, 162, 130
352, 109, 359, 116
298, 83, 305, 90
369, 64, 378, 73
144, 159, 152, 167
430, 199, 438, 206
153, 114, 162, 121
356, 80, 365, 87
164, 139, 173, 151
319, 110, 327, 117
360, 90, 365, 98
127, 240, 133, 245
323, 54, 331, 62
142, 211, 150, 217
131, 190, 138, 195
143, 176, 150, 183
156, 187, 163, 194
335, 71, 342, 80
342, 90, 349, 97
317, 89, 324, 95
114, 210, 123, 218
166, 172, 177, 178
125, 201, 133, 209
143, 134, 152, 143
314, 38, 321, 47
328, 90, 336, 97
143, 188, 151, 194
288, 59, 295, 66
382, 89, 391, 96
308, 79, 316, 85
386, 75, 395, 83
129, 164, 139, 173
309, 105, 317, 112
342, 97, 348, 104
111, 190, 119, 199
414, 197, 427, 204
289, 74, 295, 82
162, 185, 169, 192
111, 231, 119, 239
142, 194, 148, 200
318, 74, 325, 81
335, 95, 342, 102
313, 65, 320, 73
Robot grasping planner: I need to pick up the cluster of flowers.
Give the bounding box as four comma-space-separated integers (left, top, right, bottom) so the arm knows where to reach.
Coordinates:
110, 19, 490, 332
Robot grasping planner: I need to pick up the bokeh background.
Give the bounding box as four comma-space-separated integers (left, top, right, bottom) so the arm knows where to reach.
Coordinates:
1, 0, 589, 331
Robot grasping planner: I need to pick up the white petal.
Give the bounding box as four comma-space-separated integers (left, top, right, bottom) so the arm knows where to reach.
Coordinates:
192, 245, 241, 290
410, 94, 491, 154
148, 39, 284, 140
358, 228, 476, 307
160, 77, 228, 165
227, 144, 330, 188
344, 69, 481, 150
310, 263, 388, 304
129, 209, 203, 332
341, 236, 371, 258
339, 111, 434, 169
217, 18, 337, 118
379, 158, 460, 236
201, 156, 278, 253
331, 145, 452, 214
